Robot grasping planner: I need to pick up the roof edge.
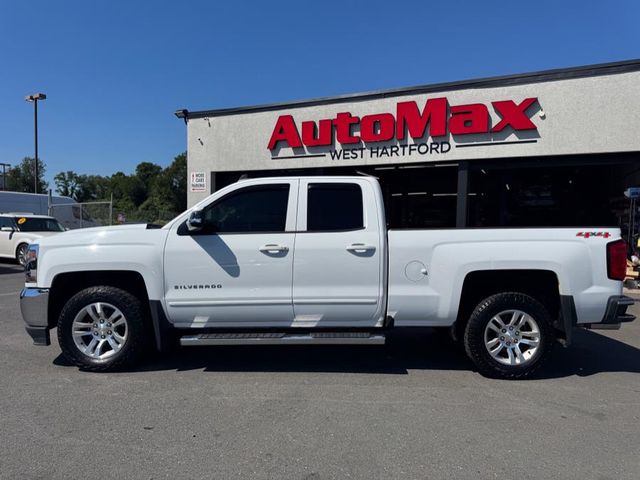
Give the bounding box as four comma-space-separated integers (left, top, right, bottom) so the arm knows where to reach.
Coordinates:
176, 58, 640, 120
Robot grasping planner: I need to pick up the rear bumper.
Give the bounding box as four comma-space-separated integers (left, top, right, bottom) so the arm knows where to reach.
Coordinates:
585, 295, 635, 330
20, 287, 51, 346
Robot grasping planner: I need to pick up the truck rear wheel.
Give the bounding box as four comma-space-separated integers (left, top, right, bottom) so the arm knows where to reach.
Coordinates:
57, 286, 148, 372
463, 292, 554, 379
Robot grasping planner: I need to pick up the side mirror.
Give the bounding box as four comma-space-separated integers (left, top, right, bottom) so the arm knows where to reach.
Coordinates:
1, 226, 14, 233
187, 210, 204, 232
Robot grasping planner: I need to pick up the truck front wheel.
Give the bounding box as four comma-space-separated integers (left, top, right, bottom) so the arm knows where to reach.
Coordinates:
463, 292, 554, 379
57, 286, 148, 372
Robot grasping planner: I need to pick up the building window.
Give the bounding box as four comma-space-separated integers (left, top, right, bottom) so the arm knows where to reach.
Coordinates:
468, 163, 621, 227
307, 183, 363, 231
376, 164, 458, 229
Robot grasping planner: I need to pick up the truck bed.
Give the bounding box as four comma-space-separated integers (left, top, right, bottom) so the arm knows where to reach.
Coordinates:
387, 228, 621, 327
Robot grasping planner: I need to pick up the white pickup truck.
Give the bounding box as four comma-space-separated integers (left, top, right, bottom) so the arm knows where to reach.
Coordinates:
20, 176, 635, 378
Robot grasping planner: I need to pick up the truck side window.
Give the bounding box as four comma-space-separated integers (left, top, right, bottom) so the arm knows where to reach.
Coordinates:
201, 184, 290, 233
307, 183, 363, 231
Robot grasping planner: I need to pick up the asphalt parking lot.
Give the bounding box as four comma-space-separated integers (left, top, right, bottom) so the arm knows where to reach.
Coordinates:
1, 262, 639, 480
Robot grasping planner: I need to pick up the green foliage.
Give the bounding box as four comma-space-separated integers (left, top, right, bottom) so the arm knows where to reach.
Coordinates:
110, 171, 146, 206
3, 152, 188, 225
77, 175, 110, 203
135, 162, 162, 187
150, 152, 187, 214
54, 170, 114, 203
54, 171, 82, 199
5, 152, 188, 225
6, 157, 48, 193
49, 152, 188, 225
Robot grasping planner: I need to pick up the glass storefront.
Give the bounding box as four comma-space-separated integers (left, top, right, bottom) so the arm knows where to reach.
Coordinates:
213, 152, 638, 236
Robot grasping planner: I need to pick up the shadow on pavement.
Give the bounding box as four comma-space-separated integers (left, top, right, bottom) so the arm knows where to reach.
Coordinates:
53, 327, 640, 379
538, 328, 640, 379
0, 259, 21, 274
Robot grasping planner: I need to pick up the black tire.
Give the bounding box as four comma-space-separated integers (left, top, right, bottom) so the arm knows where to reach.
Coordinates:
57, 286, 148, 372
463, 292, 554, 380
16, 243, 29, 266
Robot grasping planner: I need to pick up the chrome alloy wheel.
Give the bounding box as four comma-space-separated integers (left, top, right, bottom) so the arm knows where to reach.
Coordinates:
71, 302, 128, 360
483, 309, 541, 366
17, 244, 29, 266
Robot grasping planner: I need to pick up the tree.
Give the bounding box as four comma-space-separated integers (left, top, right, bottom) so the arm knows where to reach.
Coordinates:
6, 157, 48, 193
109, 171, 146, 206
135, 162, 162, 186
47, 151, 188, 225
54, 171, 111, 202
54, 171, 82, 199
77, 175, 110, 202
151, 152, 187, 213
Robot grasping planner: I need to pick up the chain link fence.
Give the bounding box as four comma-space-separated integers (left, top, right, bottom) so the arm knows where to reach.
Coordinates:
49, 201, 113, 230
49, 201, 179, 229
108, 208, 180, 226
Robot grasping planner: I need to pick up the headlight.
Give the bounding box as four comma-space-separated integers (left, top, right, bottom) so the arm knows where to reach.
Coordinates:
25, 244, 38, 283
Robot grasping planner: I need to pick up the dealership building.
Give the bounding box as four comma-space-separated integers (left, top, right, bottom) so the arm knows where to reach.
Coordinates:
176, 60, 640, 235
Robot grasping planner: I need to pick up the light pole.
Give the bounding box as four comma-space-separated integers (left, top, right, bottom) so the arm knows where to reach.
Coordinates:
25, 93, 46, 194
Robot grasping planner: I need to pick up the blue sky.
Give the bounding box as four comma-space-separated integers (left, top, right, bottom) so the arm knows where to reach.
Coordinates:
1, 0, 638, 189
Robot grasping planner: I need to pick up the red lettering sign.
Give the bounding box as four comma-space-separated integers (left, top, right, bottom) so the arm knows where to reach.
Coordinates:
360, 113, 395, 142
449, 103, 489, 135
267, 97, 539, 149
491, 98, 538, 132
301, 119, 332, 146
267, 115, 302, 150
396, 98, 448, 140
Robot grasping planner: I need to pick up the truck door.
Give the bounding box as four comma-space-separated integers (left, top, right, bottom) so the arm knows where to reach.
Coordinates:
292, 179, 385, 327
163, 180, 298, 328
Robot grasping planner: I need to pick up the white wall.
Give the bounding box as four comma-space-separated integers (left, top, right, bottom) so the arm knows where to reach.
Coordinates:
186, 70, 640, 206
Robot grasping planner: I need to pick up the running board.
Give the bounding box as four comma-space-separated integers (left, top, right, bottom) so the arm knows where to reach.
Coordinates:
180, 332, 386, 346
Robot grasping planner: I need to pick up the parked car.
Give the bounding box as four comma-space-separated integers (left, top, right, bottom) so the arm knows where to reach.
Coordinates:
19, 176, 635, 378
0, 214, 65, 265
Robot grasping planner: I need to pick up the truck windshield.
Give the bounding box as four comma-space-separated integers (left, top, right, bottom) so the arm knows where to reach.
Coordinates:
16, 217, 65, 232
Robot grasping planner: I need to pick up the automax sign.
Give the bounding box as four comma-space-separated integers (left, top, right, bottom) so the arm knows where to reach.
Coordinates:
267, 97, 539, 160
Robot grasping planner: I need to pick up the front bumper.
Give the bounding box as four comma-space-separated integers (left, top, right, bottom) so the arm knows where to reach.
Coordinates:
585, 295, 636, 330
20, 287, 50, 345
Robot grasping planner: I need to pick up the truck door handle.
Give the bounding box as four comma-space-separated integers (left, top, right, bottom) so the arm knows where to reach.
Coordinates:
346, 243, 376, 253
259, 244, 289, 254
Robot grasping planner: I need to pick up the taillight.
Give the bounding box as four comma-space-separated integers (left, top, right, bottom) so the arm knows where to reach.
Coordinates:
606, 239, 627, 281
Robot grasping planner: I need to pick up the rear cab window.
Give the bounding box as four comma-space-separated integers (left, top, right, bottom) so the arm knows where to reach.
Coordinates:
307, 183, 364, 232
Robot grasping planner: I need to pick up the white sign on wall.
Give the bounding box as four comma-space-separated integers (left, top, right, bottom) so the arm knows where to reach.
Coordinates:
190, 172, 207, 192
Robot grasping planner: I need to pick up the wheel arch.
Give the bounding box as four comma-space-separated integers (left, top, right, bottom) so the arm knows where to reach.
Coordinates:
453, 269, 563, 342
48, 270, 151, 331
15, 241, 29, 259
